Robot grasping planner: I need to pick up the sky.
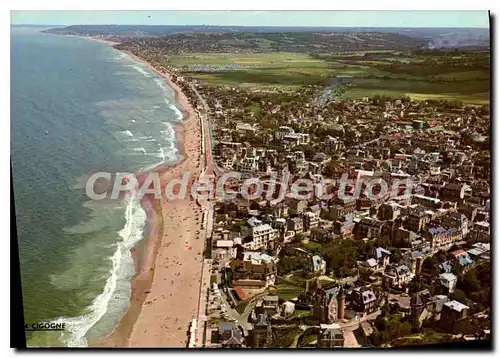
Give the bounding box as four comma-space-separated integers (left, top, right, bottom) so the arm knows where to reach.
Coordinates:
11, 10, 490, 28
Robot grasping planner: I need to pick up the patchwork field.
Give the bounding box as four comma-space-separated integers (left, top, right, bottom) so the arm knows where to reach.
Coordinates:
168, 52, 334, 89
169, 49, 490, 103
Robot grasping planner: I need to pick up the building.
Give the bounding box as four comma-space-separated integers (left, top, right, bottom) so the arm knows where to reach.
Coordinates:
254, 295, 281, 316
382, 264, 414, 289
238, 156, 259, 173
405, 207, 431, 232
352, 286, 379, 314
241, 218, 277, 251
287, 217, 304, 235
312, 286, 345, 324
317, 323, 344, 348
356, 217, 385, 240
424, 226, 460, 251
229, 252, 278, 288
440, 300, 470, 333
468, 221, 490, 244
308, 255, 327, 276
412, 194, 442, 209
439, 273, 457, 294
378, 202, 402, 221
217, 322, 243, 348
441, 182, 468, 202
441, 212, 469, 239
449, 249, 475, 272
303, 211, 320, 232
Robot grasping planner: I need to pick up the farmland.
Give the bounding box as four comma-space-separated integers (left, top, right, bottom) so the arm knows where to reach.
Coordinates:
167, 48, 490, 103
168, 52, 334, 89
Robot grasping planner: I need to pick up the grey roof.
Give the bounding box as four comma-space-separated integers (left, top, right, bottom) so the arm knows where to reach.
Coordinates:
439, 261, 452, 273
444, 300, 469, 312
255, 313, 269, 327
312, 255, 325, 270
375, 247, 391, 259
456, 252, 474, 267
361, 290, 377, 304
366, 258, 378, 267
218, 322, 243, 345
325, 286, 340, 300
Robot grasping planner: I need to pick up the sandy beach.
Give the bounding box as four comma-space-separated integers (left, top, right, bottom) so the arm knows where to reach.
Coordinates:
95, 44, 207, 347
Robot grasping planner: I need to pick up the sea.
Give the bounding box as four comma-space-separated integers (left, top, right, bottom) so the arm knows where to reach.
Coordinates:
11, 26, 183, 347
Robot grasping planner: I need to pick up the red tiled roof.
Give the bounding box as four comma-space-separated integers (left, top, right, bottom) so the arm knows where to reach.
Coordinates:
451, 249, 466, 257
233, 286, 247, 300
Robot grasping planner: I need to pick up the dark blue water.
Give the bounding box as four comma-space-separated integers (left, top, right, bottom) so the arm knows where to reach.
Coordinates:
11, 27, 182, 347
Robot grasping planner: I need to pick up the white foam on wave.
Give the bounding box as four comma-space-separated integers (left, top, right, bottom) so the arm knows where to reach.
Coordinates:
154, 78, 167, 92
132, 147, 147, 154
154, 146, 165, 160
51, 193, 146, 347
169, 103, 184, 120
123, 130, 134, 137
131, 65, 151, 78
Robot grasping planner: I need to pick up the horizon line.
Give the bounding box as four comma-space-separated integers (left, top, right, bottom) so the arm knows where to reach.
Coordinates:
11, 24, 490, 29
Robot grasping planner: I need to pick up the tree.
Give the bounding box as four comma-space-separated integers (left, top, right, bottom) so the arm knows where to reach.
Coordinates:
396, 322, 413, 338
461, 270, 481, 293
451, 288, 467, 303
422, 256, 438, 273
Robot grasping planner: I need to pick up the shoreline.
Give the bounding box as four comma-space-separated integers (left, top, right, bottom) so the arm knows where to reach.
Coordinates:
86, 38, 206, 347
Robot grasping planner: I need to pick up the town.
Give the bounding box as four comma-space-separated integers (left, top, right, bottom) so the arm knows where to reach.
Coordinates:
175, 60, 491, 348
69, 28, 491, 348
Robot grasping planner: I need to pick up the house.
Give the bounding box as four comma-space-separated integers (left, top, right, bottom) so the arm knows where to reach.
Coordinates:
440, 300, 470, 333
351, 286, 379, 314
218, 322, 243, 348
439, 273, 457, 294
358, 258, 379, 275
412, 194, 442, 209
333, 220, 356, 238
449, 249, 475, 272
303, 211, 320, 232
241, 218, 277, 251
282, 301, 296, 317
467, 242, 490, 261
423, 226, 460, 251
287, 217, 304, 235
468, 221, 490, 244
308, 255, 327, 276
441, 182, 468, 202
382, 264, 414, 289
254, 295, 281, 316
356, 217, 385, 240
395, 227, 419, 247
374, 247, 391, 269
312, 286, 345, 324
249, 312, 271, 348
441, 212, 469, 239
229, 252, 278, 288
378, 202, 402, 221
285, 196, 309, 214
317, 323, 344, 348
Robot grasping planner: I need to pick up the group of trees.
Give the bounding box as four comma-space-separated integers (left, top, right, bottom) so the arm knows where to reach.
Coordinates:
370, 310, 414, 346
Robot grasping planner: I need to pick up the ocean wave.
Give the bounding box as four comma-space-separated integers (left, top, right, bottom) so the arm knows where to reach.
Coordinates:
50, 193, 146, 347
132, 147, 147, 154
154, 78, 167, 92
168, 103, 184, 120
131, 65, 151, 78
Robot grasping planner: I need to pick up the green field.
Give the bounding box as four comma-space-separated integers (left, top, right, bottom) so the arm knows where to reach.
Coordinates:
275, 284, 304, 301
169, 50, 490, 103
169, 52, 334, 89
315, 50, 490, 104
